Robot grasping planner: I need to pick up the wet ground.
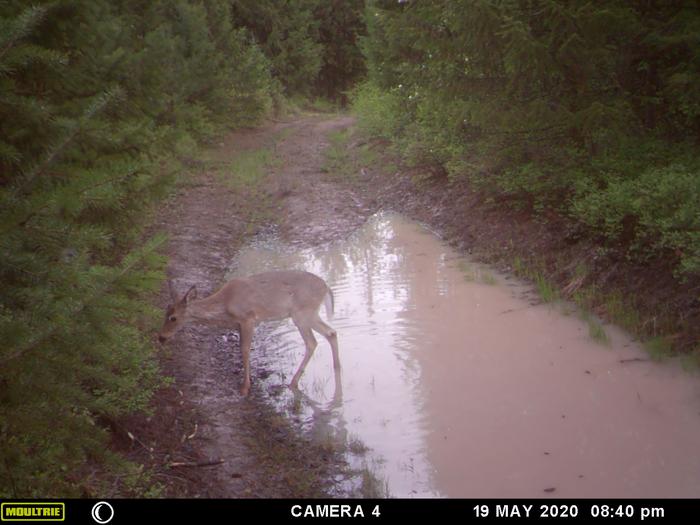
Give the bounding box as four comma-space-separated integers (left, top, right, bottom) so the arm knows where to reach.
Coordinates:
147, 113, 700, 498
230, 212, 700, 498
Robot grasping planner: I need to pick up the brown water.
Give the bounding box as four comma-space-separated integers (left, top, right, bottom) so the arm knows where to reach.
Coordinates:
227, 212, 700, 498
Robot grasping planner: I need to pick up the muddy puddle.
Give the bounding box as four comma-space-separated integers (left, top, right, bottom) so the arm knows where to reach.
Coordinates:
226, 212, 700, 498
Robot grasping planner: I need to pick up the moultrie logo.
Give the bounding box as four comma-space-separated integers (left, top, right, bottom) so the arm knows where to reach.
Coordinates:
1, 502, 65, 522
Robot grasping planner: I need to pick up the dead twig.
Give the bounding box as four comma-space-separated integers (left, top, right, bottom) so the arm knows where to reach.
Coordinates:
181, 423, 198, 443
168, 459, 224, 469
126, 430, 154, 455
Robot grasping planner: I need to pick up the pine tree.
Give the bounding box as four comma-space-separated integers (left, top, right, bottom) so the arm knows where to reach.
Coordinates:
314, 0, 366, 103
231, 0, 323, 96
0, 0, 277, 496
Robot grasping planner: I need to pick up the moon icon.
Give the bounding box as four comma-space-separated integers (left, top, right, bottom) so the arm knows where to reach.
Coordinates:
91, 501, 114, 524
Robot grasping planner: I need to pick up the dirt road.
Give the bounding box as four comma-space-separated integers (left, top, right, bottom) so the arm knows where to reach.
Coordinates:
129, 114, 377, 497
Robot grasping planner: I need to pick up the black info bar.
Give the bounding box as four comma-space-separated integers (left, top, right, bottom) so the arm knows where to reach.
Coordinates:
0, 499, 697, 524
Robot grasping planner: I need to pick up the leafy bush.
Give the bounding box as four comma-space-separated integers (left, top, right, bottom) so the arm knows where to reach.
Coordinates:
351, 82, 406, 140
572, 164, 700, 274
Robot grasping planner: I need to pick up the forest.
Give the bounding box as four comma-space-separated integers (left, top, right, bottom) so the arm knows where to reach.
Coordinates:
1, 0, 698, 497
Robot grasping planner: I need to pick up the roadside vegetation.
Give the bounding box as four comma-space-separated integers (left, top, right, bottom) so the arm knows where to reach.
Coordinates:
355, 2, 700, 275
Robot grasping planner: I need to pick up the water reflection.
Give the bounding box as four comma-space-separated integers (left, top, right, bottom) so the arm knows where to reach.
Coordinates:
229, 214, 441, 496
228, 212, 700, 498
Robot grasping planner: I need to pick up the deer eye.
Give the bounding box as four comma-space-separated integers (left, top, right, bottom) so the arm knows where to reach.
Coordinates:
169, 316, 177, 322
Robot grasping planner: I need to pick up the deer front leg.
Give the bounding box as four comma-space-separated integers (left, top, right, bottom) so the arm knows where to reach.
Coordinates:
238, 319, 255, 396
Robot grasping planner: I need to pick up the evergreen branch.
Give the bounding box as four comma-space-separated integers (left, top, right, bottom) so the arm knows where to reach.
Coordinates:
0, 88, 124, 236
0, 44, 67, 76
0, 4, 51, 62
18, 88, 122, 192
15, 167, 142, 230
0, 235, 166, 365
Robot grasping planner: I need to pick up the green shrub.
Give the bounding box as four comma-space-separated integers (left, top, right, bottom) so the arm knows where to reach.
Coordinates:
350, 82, 406, 140
572, 164, 700, 274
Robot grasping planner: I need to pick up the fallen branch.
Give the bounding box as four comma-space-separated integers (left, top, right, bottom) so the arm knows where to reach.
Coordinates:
619, 357, 648, 364
168, 459, 224, 469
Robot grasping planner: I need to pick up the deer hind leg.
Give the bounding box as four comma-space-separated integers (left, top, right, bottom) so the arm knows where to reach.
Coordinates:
309, 315, 340, 371
290, 317, 318, 389
310, 314, 342, 402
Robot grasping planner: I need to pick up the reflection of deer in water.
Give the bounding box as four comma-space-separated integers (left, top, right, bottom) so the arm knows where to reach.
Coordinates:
158, 270, 339, 396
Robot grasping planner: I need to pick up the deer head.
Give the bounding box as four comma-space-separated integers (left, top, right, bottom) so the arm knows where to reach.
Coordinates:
158, 281, 197, 343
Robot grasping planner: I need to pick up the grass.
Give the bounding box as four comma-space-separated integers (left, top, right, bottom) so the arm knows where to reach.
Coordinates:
512, 255, 525, 275
357, 143, 378, 168
534, 273, 559, 303
322, 128, 353, 178
576, 309, 610, 345
358, 462, 390, 498
205, 141, 285, 233
514, 250, 688, 360
645, 336, 674, 361
603, 291, 641, 333
511, 256, 559, 302
458, 260, 498, 285
587, 318, 610, 345
347, 434, 369, 455
218, 147, 273, 190
212, 121, 292, 192
512, 255, 622, 345
322, 126, 382, 184
272, 126, 294, 145
240, 398, 340, 497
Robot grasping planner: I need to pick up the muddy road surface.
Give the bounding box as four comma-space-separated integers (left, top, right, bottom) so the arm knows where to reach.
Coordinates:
147, 114, 376, 497
146, 114, 700, 498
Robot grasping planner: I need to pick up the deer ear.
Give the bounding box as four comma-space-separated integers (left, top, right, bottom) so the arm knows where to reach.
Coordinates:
183, 285, 197, 303
167, 279, 178, 302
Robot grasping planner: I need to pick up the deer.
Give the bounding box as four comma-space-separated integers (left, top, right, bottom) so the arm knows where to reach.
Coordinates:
157, 270, 339, 397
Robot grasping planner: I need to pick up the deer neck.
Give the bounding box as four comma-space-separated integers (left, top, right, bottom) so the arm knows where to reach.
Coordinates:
185, 295, 226, 323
